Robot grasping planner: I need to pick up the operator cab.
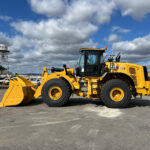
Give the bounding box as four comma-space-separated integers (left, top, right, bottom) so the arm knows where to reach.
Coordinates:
76, 47, 107, 77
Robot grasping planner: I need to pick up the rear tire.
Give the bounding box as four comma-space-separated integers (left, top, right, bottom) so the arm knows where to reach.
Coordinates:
101, 79, 131, 108
42, 79, 70, 107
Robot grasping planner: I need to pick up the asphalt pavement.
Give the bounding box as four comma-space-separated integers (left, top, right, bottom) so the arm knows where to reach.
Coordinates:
0, 90, 150, 150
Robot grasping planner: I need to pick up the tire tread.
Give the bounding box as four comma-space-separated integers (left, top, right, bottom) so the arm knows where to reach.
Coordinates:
42, 79, 70, 107
101, 79, 131, 108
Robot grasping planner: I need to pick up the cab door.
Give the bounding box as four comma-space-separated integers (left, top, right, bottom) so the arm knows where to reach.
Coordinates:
85, 51, 104, 76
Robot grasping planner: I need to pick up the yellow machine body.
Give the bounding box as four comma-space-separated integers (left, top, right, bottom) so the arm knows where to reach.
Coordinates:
105, 62, 150, 96
34, 63, 150, 99
1, 47, 150, 107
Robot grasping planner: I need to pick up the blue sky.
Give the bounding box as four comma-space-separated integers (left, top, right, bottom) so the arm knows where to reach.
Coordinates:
94, 13, 150, 44
0, 0, 150, 73
1, 0, 150, 42
0, 0, 43, 35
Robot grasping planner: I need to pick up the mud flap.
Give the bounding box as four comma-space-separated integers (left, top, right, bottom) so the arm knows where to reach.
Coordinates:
0, 76, 36, 107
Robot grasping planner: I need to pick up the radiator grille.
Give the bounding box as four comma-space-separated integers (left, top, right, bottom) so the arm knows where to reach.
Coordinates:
129, 67, 136, 74
129, 67, 137, 85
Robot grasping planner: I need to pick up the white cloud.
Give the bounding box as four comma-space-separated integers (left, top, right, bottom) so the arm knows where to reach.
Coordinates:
29, 0, 150, 20
112, 34, 150, 64
11, 19, 98, 45
94, 0, 115, 24
105, 34, 121, 43
0, 15, 12, 21
114, 0, 150, 20
112, 26, 131, 33
2, 0, 150, 73
63, 0, 116, 24
0, 32, 11, 46
29, 0, 66, 17
8, 0, 117, 73
2, 33, 97, 73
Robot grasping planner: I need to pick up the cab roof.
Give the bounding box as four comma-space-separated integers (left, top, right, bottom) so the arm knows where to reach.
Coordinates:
80, 46, 107, 51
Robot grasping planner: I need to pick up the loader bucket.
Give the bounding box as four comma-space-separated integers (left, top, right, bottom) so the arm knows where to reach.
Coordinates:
0, 76, 36, 107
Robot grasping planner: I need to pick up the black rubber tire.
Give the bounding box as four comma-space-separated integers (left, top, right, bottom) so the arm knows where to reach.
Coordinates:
101, 79, 131, 108
42, 78, 70, 107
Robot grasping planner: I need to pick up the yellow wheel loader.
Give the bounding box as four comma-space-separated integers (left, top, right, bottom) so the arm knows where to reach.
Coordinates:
1, 47, 150, 108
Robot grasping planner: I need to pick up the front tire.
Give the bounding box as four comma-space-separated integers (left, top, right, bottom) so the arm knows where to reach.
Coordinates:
42, 79, 70, 107
101, 79, 131, 108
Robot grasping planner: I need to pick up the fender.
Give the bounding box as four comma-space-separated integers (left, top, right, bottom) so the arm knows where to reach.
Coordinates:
34, 68, 78, 99
102, 72, 135, 87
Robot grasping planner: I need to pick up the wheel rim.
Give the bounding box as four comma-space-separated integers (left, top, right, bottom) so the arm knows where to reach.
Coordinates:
110, 87, 124, 102
49, 86, 62, 100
